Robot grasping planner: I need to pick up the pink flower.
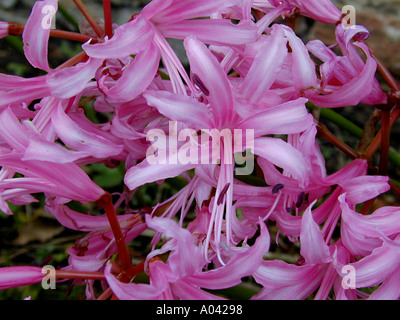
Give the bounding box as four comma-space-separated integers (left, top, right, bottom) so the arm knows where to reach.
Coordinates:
104, 215, 270, 299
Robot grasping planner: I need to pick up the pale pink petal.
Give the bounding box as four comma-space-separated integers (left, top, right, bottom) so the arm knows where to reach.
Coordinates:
22, 0, 58, 71
0, 21, 8, 39
237, 98, 313, 136
51, 103, 123, 158
151, 0, 241, 24
104, 264, 163, 300
143, 90, 214, 129
253, 137, 309, 186
183, 37, 233, 127
240, 25, 288, 103
185, 221, 270, 289
341, 175, 390, 205
368, 269, 400, 300
310, 43, 378, 108
300, 200, 332, 264
82, 16, 154, 59
349, 237, 400, 288
158, 19, 258, 46
102, 43, 160, 103
282, 25, 318, 92
47, 57, 103, 98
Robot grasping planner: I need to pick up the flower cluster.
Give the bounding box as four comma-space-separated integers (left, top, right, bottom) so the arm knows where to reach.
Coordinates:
0, 0, 399, 300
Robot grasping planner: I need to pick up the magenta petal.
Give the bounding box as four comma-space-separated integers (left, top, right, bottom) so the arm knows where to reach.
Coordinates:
104, 264, 163, 300
82, 16, 154, 59
300, 200, 332, 265
22, 0, 58, 71
0, 266, 43, 289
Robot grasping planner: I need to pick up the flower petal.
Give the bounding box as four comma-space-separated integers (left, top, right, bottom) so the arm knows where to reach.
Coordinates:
22, 0, 58, 71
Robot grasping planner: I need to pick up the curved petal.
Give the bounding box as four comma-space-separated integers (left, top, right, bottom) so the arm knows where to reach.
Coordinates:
253, 137, 309, 187
47, 57, 103, 99
82, 16, 154, 59
104, 264, 163, 300
51, 103, 123, 158
300, 200, 332, 265
143, 90, 213, 129
103, 43, 160, 103
237, 98, 313, 136
22, 0, 58, 71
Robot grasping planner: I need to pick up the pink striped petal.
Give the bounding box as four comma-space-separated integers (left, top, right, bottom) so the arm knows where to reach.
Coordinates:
51, 103, 123, 158
143, 90, 214, 129
158, 19, 258, 46
0, 266, 43, 289
237, 98, 313, 136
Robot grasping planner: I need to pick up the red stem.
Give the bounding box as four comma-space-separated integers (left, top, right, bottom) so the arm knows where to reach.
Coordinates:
50, 29, 95, 43
56, 270, 105, 280
96, 193, 132, 272
103, 0, 113, 39
73, 0, 104, 38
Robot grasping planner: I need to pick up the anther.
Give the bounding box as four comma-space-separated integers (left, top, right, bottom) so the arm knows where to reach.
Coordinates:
272, 184, 284, 194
